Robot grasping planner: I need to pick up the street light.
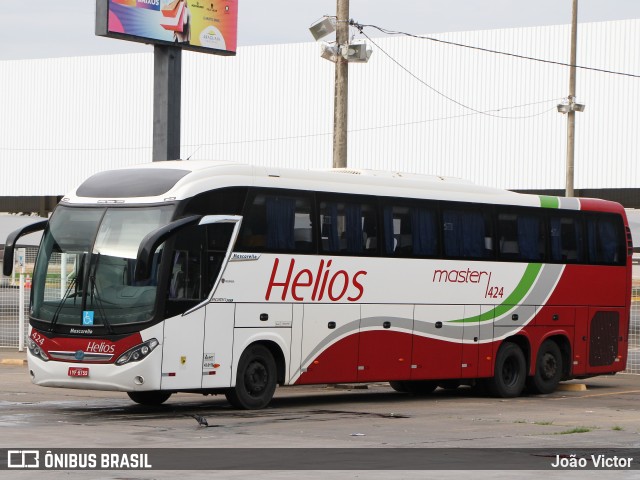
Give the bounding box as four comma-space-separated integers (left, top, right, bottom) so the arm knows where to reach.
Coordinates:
318, 41, 372, 64
341, 41, 372, 63
309, 16, 336, 41
309, 17, 372, 64
557, 97, 585, 114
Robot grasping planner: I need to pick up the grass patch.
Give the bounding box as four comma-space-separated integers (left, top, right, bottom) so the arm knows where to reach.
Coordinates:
612, 425, 624, 431
534, 421, 554, 426
555, 426, 592, 435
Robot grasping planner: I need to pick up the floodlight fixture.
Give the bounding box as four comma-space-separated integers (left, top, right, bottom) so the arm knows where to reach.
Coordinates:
309, 16, 336, 41
320, 42, 340, 63
557, 98, 585, 114
342, 41, 372, 63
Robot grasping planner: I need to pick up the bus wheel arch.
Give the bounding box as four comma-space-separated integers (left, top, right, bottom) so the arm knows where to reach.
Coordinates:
487, 340, 528, 398
254, 340, 286, 386
226, 342, 282, 410
527, 336, 569, 394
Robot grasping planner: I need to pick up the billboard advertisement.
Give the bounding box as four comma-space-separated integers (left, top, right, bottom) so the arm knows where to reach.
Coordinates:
96, 0, 238, 56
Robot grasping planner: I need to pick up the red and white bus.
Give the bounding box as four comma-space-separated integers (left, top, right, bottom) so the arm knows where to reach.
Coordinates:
4, 161, 633, 409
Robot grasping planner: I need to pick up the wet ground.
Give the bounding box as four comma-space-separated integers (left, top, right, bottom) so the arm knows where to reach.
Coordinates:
1, 359, 640, 478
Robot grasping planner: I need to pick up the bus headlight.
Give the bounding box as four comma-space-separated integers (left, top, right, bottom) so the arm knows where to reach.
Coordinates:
28, 339, 49, 362
115, 338, 159, 366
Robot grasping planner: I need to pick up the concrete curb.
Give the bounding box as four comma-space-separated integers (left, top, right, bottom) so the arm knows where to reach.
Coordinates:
0, 359, 27, 366
557, 383, 587, 392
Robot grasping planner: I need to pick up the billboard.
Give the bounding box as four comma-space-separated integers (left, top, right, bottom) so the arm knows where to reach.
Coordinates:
96, 0, 238, 56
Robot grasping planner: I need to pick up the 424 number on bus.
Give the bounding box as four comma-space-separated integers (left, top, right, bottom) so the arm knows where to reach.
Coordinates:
485, 286, 504, 299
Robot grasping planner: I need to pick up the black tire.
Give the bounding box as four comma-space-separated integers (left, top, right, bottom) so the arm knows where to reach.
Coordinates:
225, 344, 277, 409
527, 340, 563, 394
487, 342, 526, 398
127, 390, 172, 405
389, 381, 408, 393
389, 380, 437, 395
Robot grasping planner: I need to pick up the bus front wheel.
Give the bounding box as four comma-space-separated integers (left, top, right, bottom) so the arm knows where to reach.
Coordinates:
127, 391, 172, 406
226, 344, 277, 410
487, 342, 526, 398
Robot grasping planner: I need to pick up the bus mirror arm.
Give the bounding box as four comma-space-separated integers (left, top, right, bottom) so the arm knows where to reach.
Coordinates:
134, 215, 203, 282
2, 220, 48, 277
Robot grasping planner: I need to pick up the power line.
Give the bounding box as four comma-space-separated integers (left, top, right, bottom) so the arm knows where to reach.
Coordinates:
358, 29, 561, 119
352, 21, 640, 79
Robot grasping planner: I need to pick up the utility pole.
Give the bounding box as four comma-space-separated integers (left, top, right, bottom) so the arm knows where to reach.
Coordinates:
565, 0, 578, 197
152, 45, 182, 162
333, 0, 349, 168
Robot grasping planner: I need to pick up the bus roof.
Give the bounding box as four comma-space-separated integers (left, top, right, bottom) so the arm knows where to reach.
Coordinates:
64, 160, 624, 214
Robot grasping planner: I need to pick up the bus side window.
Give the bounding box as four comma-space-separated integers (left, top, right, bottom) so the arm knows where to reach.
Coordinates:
498, 209, 544, 262
382, 203, 438, 257
167, 226, 203, 301
550, 215, 584, 263
443, 206, 492, 259
238, 191, 313, 253
586, 214, 625, 265
319, 198, 376, 255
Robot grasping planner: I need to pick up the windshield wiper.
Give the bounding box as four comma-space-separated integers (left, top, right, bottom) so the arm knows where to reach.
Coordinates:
49, 275, 77, 332
87, 253, 114, 335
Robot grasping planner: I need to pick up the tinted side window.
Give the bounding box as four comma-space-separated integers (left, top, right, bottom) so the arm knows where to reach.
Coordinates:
586, 214, 625, 265
319, 197, 377, 255
549, 214, 584, 263
165, 225, 205, 318
442, 205, 494, 260
238, 191, 314, 253
497, 209, 545, 262
382, 202, 438, 257
181, 187, 247, 216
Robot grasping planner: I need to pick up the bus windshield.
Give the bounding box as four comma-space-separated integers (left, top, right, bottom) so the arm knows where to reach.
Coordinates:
31, 205, 174, 329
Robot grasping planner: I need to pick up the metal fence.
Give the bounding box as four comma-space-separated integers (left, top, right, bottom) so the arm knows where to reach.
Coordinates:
0, 247, 36, 349
1, 255, 640, 374
629, 288, 640, 375
0, 247, 66, 349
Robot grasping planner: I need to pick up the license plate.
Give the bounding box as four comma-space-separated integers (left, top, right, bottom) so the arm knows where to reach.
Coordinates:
68, 367, 89, 377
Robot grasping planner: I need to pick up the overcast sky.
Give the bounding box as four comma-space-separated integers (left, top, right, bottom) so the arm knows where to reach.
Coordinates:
2, 0, 640, 60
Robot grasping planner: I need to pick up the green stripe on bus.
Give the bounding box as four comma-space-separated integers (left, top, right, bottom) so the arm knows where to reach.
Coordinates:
539, 195, 559, 209
449, 263, 543, 324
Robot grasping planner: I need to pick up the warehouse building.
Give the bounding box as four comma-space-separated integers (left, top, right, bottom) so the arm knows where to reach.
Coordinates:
0, 19, 638, 214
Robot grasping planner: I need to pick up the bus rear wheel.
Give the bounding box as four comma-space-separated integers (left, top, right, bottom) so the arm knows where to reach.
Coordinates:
127, 391, 172, 406
225, 344, 277, 410
528, 340, 563, 394
487, 342, 526, 398
389, 380, 437, 395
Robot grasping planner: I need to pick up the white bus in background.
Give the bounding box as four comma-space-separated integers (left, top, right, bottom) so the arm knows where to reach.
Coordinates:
4, 161, 633, 409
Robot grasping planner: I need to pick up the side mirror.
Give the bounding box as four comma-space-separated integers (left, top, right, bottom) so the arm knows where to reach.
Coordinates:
134, 215, 202, 282
3, 220, 48, 276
